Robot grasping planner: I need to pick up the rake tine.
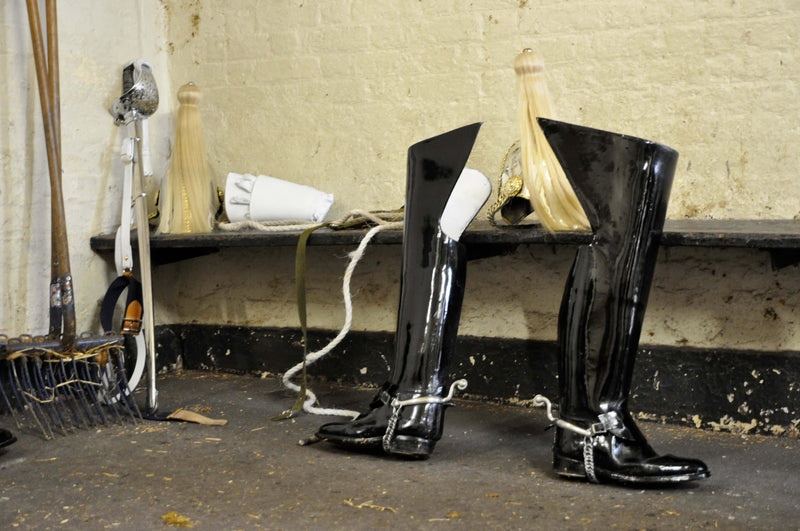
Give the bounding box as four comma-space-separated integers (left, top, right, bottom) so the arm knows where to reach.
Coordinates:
89, 359, 124, 423
5, 342, 49, 436
32, 355, 68, 435
35, 356, 69, 435
46, 359, 78, 432
46, 358, 87, 430
18, 356, 54, 435
110, 375, 136, 422
27, 356, 66, 436
89, 357, 123, 424
6, 361, 29, 418
0, 361, 25, 430
47, 358, 84, 429
61, 357, 98, 427
87, 358, 116, 424
12, 356, 53, 439
73, 357, 108, 425
102, 354, 131, 420
120, 350, 143, 421
110, 346, 142, 421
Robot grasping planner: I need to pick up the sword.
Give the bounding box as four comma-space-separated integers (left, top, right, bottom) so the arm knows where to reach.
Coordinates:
110, 59, 159, 413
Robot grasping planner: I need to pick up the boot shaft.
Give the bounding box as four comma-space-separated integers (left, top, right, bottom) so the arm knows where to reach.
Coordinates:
390, 123, 483, 396
404, 123, 482, 241
393, 229, 466, 396
538, 118, 678, 417
537, 118, 677, 238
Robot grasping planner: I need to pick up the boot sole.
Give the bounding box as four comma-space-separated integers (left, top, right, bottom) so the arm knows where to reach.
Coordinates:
554, 455, 710, 485
315, 433, 382, 449
316, 432, 434, 459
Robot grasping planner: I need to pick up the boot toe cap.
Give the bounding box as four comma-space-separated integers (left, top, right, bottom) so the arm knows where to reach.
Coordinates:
652, 454, 710, 479
608, 454, 711, 484
316, 417, 385, 445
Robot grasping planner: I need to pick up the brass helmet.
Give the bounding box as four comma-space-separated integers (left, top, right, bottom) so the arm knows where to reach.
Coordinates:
486, 141, 533, 226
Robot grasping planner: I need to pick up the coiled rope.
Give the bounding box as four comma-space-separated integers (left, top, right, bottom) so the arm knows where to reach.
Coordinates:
219, 209, 402, 420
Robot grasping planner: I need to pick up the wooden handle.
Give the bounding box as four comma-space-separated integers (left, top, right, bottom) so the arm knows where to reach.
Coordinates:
46, 0, 62, 339
26, 0, 75, 347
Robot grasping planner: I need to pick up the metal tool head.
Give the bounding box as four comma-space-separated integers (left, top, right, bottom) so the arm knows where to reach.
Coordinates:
109, 59, 159, 124
1, 335, 141, 439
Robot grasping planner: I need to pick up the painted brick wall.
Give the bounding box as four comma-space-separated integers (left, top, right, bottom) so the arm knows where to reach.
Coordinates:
3, 1, 800, 354
0, 1, 171, 338
164, 0, 800, 221
154, 0, 800, 352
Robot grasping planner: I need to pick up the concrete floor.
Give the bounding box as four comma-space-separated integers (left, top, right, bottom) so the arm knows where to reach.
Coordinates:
1, 371, 798, 530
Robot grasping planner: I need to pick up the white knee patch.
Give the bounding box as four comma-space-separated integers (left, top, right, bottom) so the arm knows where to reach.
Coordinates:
440, 168, 492, 241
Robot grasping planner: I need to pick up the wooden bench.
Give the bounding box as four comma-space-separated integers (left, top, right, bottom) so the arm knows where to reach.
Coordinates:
90, 219, 800, 267
89, 218, 800, 436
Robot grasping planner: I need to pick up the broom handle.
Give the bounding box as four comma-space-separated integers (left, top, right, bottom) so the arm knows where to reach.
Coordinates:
46, 0, 60, 161
46, 0, 76, 344
26, 0, 76, 348
132, 119, 158, 413
46, 0, 63, 340
46, 0, 76, 346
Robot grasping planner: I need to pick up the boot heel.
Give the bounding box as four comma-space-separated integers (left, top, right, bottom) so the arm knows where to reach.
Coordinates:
553, 454, 587, 479
387, 435, 436, 458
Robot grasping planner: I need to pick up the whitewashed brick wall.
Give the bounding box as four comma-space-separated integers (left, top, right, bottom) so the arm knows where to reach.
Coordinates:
166, 0, 800, 221
2, 1, 800, 351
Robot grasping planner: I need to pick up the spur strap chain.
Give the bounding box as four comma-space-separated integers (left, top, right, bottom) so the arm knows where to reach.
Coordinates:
381, 379, 467, 452
583, 435, 598, 483
533, 394, 624, 484
382, 403, 404, 452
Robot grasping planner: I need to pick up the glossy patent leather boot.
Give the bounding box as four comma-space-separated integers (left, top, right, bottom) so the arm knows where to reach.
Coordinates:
316, 123, 483, 457
538, 118, 710, 485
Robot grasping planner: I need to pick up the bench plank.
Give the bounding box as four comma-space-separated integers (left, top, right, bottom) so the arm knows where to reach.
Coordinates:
91, 219, 800, 253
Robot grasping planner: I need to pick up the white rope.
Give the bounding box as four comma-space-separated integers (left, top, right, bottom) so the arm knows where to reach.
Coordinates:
217, 208, 402, 233
281, 220, 403, 418
218, 207, 403, 417
217, 219, 320, 232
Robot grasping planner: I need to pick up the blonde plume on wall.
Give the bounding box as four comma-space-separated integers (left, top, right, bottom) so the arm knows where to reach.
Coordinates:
158, 82, 215, 233
514, 49, 590, 232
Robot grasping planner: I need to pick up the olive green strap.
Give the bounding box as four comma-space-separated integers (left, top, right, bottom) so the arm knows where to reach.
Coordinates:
271, 208, 404, 421
271, 222, 330, 421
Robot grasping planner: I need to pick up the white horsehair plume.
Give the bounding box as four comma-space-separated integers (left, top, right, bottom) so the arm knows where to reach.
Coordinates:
158, 82, 215, 233
514, 49, 589, 232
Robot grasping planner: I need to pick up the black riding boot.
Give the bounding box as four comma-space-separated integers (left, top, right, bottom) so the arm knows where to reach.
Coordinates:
538, 117, 710, 485
316, 123, 485, 457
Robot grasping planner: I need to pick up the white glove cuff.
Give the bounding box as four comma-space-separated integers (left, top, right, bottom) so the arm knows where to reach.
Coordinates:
225, 172, 334, 223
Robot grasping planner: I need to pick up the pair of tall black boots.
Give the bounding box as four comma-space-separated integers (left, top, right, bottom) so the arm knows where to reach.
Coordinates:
316, 120, 709, 486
